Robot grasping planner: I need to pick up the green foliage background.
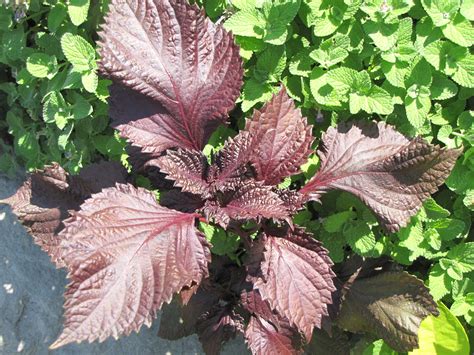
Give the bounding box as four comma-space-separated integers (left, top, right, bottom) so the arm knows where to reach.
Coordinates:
0, 0, 473, 353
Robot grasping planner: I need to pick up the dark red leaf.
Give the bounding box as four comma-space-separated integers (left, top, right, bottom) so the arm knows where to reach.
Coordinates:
203, 181, 289, 228
242, 291, 302, 355
158, 149, 210, 196
196, 305, 244, 355
245, 87, 313, 185
301, 121, 461, 232
98, 0, 243, 152
246, 228, 336, 341
246, 316, 299, 355
2, 162, 127, 266
50, 184, 210, 348
335, 270, 438, 352
208, 132, 255, 192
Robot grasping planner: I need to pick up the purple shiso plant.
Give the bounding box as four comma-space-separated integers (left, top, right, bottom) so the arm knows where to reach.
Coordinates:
3, 0, 461, 353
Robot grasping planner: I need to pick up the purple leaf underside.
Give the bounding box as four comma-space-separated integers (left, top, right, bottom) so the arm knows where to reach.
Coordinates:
50, 183, 210, 349
301, 121, 461, 232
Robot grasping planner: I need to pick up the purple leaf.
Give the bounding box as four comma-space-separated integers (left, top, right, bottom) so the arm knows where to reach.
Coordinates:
203, 181, 289, 228
335, 270, 439, 352
246, 228, 336, 341
208, 132, 255, 192
50, 184, 210, 349
98, 0, 243, 152
158, 149, 210, 196
2, 162, 127, 266
242, 291, 302, 355
301, 121, 461, 232
196, 305, 244, 355
245, 87, 313, 185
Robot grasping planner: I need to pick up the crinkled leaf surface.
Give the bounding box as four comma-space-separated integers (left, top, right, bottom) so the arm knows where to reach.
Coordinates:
158, 149, 210, 196
246, 228, 336, 340
98, 0, 243, 153
336, 271, 439, 352
196, 305, 244, 355
208, 132, 255, 192
50, 184, 210, 348
245, 87, 313, 185
2, 162, 127, 266
301, 121, 461, 232
204, 181, 289, 227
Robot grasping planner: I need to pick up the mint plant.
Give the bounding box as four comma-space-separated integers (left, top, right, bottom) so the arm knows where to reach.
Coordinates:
2, 0, 464, 353
0, 0, 124, 174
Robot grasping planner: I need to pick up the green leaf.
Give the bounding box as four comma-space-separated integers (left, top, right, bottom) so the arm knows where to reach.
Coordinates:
15, 131, 40, 162
43, 91, 67, 124
430, 72, 458, 100
446, 161, 474, 194
429, 218, 466, 240
58, 124, 74, 151
360, 0, 414, 21
421, 0, 460, 27
48, 2, 67, 33
262, 0, 300, 45
381, 60, 410, 88
452, 53, 474, 88
343, 220, 377, 256
309, 67, 344, 108
326, 66, 358, 93
288, 48, 314, 77
301, 153, 320, 180
442, 13, 474, 47
428, 264, 451, 300
71, 93, 92, 120
224, 7, 265, 38
61, 33, 96, 72
254, 44, 287, 82
364, 20, 399, 51
460, 0, 474, 20
349, 86, 394, 115
451, 295, 474, 316
463, 189, 474, 210
26, 53, 57, 78
68, 0, 90, 26
323, 210, 356, 233
241, 78, 275, 112
304, 0, 347, 37
397, 219, 425, 261
409, 302, 470, 355
363, 339, 397, 355
0, 8, 13, 31
423, 40, 466, 75
2, 27, 25, 61
310, 38, 349, 68
199, 222, 240, 257
437, 124, 458, 148
81, 70, 98, 93
447, 243, 474, 273
424, 198, 451, 219
405, 58, 433, 88
405, 95, 431, 129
